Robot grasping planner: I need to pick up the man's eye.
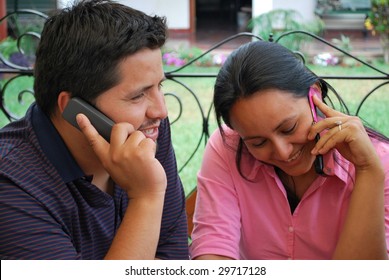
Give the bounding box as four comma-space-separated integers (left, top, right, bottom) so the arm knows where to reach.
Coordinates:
132, 93, 145, 100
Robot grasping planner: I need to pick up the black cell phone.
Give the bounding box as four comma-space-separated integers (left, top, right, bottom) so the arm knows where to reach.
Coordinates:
62, 97, 114, 142
308, 87, 325, 175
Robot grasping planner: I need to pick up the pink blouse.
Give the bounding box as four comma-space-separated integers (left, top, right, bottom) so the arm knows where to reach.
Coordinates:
190, 127, 389, 259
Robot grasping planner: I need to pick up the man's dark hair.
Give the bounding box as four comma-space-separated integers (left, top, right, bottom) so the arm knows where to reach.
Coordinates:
33, 0, 167, 116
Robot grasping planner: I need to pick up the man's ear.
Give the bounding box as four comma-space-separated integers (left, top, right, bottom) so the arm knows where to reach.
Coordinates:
57, 91, 72, 114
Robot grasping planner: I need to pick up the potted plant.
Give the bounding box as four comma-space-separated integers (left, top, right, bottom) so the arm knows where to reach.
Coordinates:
248, 9, 325, 52
365, 0, 389, 63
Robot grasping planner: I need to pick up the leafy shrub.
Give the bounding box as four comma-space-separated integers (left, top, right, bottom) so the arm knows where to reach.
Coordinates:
162, 46, 227, 67
248, 9, 325, 51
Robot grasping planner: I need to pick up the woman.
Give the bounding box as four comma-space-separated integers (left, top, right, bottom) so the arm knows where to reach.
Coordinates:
190, 40, 389, 260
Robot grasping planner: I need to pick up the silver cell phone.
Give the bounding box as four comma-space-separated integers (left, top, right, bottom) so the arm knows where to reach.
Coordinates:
62, 97, 114, 142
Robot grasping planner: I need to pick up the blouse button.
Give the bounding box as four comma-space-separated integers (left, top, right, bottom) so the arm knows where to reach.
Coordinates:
288, 226, 294, 232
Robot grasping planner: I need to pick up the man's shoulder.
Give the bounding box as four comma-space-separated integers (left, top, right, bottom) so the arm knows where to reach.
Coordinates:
159, 117, 171, 134
155, 117, 172, 152
0, 118, 33, 158
0, 118, 48, 179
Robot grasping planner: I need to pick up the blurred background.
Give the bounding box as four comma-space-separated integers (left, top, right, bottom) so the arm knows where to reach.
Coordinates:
0, 0, 385, 58
1, 0, 388, 195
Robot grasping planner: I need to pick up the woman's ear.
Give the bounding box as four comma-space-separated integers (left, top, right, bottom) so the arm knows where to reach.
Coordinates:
316, 80, 328, 98
57, 92, 72, 113
311, 83, 321, 93
311, 82, 325, 100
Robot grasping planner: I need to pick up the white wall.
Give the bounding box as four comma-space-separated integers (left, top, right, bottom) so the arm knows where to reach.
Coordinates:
57, 0, 191, 30
118, 0, 190, 30
252, 0, 317, 21
59, 0, 318, 30
252, 0, 273, 17
57, 0, 74, 8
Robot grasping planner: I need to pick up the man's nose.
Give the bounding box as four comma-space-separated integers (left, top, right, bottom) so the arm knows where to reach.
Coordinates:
147, 90, 168, 119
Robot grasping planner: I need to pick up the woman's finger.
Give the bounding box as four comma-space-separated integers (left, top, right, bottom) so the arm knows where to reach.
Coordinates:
308, 117, 346, 141
311, 120, 347, 155
313, 94, 346, 119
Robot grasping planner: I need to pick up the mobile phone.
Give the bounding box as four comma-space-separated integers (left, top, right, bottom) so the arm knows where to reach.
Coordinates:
308, 87, 325, 175
62, 97, 114, 142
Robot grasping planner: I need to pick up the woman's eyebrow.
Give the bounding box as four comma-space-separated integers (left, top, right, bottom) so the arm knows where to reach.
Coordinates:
273, 116, 296, 132
242, 135, 263, 141
241, 115, 297, 141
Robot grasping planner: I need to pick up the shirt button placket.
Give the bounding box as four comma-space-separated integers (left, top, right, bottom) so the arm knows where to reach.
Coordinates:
287, 225, 295, 259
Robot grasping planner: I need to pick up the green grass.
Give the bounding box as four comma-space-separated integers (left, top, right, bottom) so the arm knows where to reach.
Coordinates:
309, 62, 389, 136
1, 62, 388, 196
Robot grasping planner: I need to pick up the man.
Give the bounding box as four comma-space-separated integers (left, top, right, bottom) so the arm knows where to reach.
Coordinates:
0, 0, 188, 259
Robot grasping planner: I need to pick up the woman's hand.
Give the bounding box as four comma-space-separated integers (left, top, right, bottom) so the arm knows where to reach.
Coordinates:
76, 113, 167, 198
307, 94, 381, 172
307, 95, 387, 259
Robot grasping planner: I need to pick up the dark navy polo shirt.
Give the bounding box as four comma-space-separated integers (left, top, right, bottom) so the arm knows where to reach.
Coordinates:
0, 103, 188, 259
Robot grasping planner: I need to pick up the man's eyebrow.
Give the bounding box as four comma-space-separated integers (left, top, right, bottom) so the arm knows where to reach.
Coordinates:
133, 76, 166, 94
241, 115, 296, 141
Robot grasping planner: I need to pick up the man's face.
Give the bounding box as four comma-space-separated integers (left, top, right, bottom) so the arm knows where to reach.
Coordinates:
94, 48, 167, 142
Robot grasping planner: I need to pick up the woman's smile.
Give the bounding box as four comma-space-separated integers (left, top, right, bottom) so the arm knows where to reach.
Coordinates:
286, 148, 303, 163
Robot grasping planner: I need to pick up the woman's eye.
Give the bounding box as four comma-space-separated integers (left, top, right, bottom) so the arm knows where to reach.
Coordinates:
252, 140, 266, 148
283, 123, 297, 134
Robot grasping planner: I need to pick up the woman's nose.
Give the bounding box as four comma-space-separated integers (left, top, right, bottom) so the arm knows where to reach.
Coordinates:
272, 139, 293, 161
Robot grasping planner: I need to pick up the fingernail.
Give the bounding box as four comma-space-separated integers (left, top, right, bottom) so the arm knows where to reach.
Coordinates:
76, 114, 82, 123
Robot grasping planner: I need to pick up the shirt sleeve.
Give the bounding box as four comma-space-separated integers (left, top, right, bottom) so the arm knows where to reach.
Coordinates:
154, 118, 189, 260
0, 178, 81, 260
190, 128, 242, 260
377, 141, 389, 256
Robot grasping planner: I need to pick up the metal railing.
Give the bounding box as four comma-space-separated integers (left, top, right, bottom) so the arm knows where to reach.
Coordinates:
1, 10, 388, 193
163, 31, 389, 175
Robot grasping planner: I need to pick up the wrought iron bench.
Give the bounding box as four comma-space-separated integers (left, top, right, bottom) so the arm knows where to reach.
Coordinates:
1, 10, 389, 233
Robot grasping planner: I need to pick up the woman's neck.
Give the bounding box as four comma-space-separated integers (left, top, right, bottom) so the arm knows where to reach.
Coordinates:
277, 167, 318, 199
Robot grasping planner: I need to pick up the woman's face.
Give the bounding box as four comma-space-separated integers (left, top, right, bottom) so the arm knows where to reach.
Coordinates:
229, 89, 317, 176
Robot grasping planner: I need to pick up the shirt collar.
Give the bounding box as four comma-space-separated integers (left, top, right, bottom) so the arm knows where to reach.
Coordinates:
321, 149, 351, 184
31, 103, 85, 183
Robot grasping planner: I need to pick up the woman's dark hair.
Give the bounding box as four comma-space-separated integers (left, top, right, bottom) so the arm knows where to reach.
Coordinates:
214, 40, 322, 175
34, 0, 168, 116
214, 40, 324, 129
213, 40, 388, 177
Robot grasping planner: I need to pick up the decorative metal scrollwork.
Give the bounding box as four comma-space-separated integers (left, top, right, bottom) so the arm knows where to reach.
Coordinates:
1, 9, 48, 122
0, 10, 388, 192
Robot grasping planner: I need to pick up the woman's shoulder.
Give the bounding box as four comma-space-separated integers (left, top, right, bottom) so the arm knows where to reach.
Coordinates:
372, 138, 389, 156
209, 125, 239, 144
208, 125, 245, 157
370, 138, 389, 173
